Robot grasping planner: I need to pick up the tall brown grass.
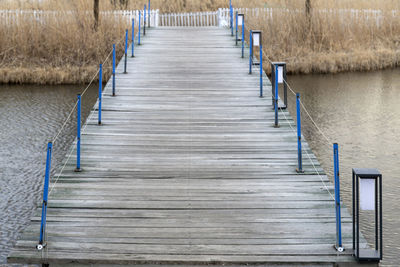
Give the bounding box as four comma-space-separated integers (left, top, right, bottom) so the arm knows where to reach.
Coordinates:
242, 0, 400, 74
0, 0, 399, 84
0, 1, 129, 84
3, 0, 399, 13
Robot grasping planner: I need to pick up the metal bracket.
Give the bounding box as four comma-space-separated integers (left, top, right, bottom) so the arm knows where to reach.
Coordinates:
37, 242, 47, 251
335, 245, 345, 253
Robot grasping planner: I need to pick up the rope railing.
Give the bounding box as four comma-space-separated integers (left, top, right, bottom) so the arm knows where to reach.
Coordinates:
36, 12, 145, 257
278, 106, 335, 200
229, 7, 344, 252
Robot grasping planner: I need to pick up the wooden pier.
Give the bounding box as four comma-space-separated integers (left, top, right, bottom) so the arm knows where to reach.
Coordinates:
8, 27, 373, 266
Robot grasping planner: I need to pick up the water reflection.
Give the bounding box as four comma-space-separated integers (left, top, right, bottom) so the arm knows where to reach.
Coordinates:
287, 68, 400, 266
0, 84, 98, 264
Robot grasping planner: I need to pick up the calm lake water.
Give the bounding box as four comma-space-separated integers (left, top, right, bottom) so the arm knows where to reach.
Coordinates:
287, 68, 400, 266
0, 68, 399, 266
0, 84, 98, 265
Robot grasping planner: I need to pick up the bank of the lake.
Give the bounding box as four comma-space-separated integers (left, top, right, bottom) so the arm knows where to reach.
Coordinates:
2, 50, 400, 84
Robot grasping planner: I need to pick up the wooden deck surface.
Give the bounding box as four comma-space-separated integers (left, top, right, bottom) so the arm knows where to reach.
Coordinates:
8, 27, 368, 266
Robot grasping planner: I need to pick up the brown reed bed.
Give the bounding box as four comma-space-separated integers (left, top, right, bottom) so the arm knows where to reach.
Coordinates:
0, 1, 129, 84
241, 0, 400, 74
0, 0, 399, 84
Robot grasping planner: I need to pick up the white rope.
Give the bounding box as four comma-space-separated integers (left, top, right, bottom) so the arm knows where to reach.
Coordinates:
51, 100, 78, 144
51, 32, 126, 143
48, 144, 75, 195
263, 48, 336, 217
49, 84, 101, 196
80, 69, 100, 97
299, 99, 332, 145
250, 28, 336, 202
44, 32, 129, 261
81, 102, 97, 133
101, 47, 114, 66
81, 34, 125, 97
282, 78, 297, 96
48, 33, 127, 192
278, 107, 335, 201
261, 48, 331, 147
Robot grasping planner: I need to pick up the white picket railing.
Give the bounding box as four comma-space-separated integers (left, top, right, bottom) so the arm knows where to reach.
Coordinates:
159, 11, 219, 27
221, 7, 398, 28
158, 7, 398, 28
0, 8, 397, 28
0, 9, 160, 26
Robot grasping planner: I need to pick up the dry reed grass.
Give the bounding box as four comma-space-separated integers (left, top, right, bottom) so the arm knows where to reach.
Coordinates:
3, 0, 399, 13
0, 0, 399, 83
242, 0, 400, 74
0, 1, 129, 84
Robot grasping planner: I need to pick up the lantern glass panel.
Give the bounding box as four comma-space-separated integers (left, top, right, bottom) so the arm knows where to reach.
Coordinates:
278, 66, 284, 84
238, 15, 243, 26
253, 33, 260, 46
360, 178, 376, 211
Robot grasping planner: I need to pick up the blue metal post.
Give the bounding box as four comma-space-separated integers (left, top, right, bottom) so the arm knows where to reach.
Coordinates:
229, 0, 232, 29
75, 94, 81, 172
249, 30, 252, 74
274, 64, 279, 127
38, 142, 52, 249
131, 19, 135, 57
235, 12, 238, 45
230, 5, 233, 36
138, 11, 141, 45
241, 19, 245, 58
334, 143, 343, 250
144, 5, 146, 36
98, 64, 102, 125
259, 45, 263, 97
112, 44, 116, 96
124, 29, 128, 74
296, 93, 303, 173
148, 0, 150, 27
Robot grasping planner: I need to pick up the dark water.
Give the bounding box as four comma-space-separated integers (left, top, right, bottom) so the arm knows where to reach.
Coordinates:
0, 84, 98, 265
287, 68, 400, 266
0, 69, 399, 266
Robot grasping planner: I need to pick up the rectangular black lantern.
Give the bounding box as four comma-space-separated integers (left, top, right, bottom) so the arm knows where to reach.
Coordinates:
352, 168, 382, 262
270, 62, 288, 109
236, 13, 244, 44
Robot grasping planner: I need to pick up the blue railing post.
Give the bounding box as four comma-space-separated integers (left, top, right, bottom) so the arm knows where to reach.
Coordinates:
230, 5, 233, 36
259, 45, 263, 97
131, 19, 135, 57
235, 12, 238, 45
112, 44, 116, 96
249, 30, 252, 74
274, 64, 279, 127
144, 5, 146, 36
334, 143, 343, 251
98, 64, 102, 125
124, 29, 128, 74
148, 0, 151, 27
138, 11, 141, 45
241, 18, 245, 58
37, 141, 52, 250
296, 93, 303, 173
229, 1, 231, 29
75, 94, 81, 172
